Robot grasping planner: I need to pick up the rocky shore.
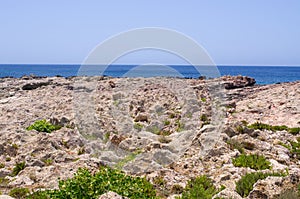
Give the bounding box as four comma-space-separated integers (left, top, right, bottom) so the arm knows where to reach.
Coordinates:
0, 75, 299, 198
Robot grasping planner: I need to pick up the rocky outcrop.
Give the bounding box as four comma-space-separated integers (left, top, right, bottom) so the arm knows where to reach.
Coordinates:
0, 76, 299, 198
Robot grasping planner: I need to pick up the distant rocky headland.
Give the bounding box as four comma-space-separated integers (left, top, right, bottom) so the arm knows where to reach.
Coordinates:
0, 75, 299, 198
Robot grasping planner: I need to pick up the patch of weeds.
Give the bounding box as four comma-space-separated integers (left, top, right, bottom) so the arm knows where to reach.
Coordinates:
226, 139, 245, 154
236, 171, 287, 197
201, 97, 207, 102
114, 149, 142, 170
42, 158, 53, 166
175, 120, 185, 132
153, 176, 166, 187
158, 135, 172, 143
232, 154, 271, 170
5, 156, 11, 162
26, 119, 61, 133
28, 166, 157, 199
164, 120, 171, 126
241, 120, 248, 126
133, 122, 144, 131
171, 184, 184, 194
147, 125, 161, 135
11, 161, 26, 177
235, 125, 245, 134
247, 122, 299, 134
176, 175, 218, 199
103, 132, 110, 143
12, 143, 18, 149
200, 114, 208, 122
288, 127, 300, 135
0, 177, 9, 186
160, 130, 171, 136
169, 113, 176, 119
78, 147, 85, 155
0, 163, 4, 168
9, 187, 30, 198
289, 141, 300, 159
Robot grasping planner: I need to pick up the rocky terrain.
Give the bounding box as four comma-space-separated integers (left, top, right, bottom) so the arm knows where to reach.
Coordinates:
0, 75, 299, 198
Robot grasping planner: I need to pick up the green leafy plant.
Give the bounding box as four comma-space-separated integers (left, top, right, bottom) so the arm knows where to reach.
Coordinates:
247, 122, 300, 135
164, 120, 171, 126
201, 97, 207, 102
175, 120, 185, 132
9, 187, 30, 199
26, 119, 61, 133
236, 171, 286, 197
11, 161, 26, 176
232, 154, 271, 170
177, 175, 218, 199
28, 166, 157, 199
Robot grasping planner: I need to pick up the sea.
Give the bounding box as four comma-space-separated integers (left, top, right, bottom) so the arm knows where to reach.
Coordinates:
0, 64, 299, 85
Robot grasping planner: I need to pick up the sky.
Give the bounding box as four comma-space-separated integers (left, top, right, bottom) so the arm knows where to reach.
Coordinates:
0, 0, 300, 65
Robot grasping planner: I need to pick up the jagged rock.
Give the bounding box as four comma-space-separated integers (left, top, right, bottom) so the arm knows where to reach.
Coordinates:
98, 191, 128, 199
134, 113, 148, 122
222, 75, 256, 89
213, 189, 242, 199
0, 195, 15, 199
22, 81, 50, 90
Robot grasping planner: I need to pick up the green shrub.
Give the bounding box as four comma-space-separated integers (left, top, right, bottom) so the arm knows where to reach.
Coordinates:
9, 187, 30, 198
201, 98, 207, 102
26, 119, 61, 133
29, 167, 157, 199
11, 161, 26, 176
232, 154, 271, 170
177, 175, 218, 199
247, 122, 299, 134
288, 127, 300, 135
236, 171, 286, 197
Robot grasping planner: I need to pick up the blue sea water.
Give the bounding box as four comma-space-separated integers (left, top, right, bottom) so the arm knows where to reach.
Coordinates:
0, 64, 299, 85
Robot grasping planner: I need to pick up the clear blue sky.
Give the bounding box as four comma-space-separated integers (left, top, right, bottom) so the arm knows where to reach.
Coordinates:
0, 0, 299, 65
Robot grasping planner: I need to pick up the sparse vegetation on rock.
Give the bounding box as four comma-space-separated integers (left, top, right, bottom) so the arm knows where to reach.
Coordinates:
26, 119, 61, 133
232, 154, 271, 170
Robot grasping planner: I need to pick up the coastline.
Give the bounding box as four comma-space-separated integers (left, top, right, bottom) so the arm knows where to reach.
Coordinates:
0, 75, 299, 198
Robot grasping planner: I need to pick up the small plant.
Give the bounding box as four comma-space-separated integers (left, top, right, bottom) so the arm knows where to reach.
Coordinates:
177, 175, 218, 199
200, 114, 208, 122
289, 127, 300, 135
103, 132, 110, 143
5, 156, 11, 161
78, 147, 85, 155
133, 122, 144, 131
289, 140, 300, 159
0, 163, 4, 168
201, 97, 207, 102
11, 161, 26, 176
236, 171, 287, 197
26, 119, 61, 133
164, 120, 171, 126
175, 120, 185, 132
43, 158, 53, 166
9, 187, 30, 199
226, 139, 245, 154
232, 154, 271, 170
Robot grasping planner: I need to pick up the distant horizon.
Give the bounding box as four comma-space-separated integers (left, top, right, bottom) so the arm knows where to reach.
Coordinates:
1, 63, 300, 67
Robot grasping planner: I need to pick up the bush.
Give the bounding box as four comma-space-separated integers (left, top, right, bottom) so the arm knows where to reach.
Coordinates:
289, 127, 300, 135
9, 187, 30, 198
26, 119, 61, 133
236, 171, 286, 197
11, 161, 26, 176
232, 154, 271, 170
248, 122, 288, 131
177, 175, 218, 199
29, 167, 157, 199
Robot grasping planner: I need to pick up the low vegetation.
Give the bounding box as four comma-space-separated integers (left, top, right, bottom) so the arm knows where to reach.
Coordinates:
236, 171, 287, 197
9, 187, 30, 199
28, 166, 157, 199
248, 122, 300, 135
232, 154, 271, 170
26, 119, 61, 133
176, 175, 219, 199
11, 161, 26, 177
